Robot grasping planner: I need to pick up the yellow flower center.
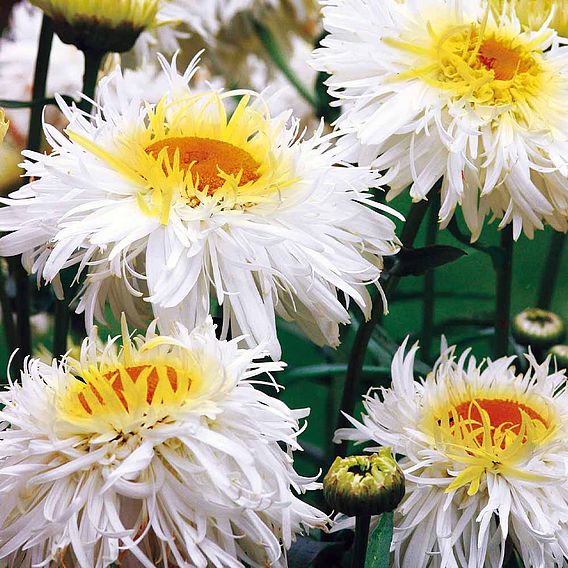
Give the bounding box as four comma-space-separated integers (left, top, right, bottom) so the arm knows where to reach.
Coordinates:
426, 392, 557, 495
67, 92, 299, 225
388, 16, 550, 110
145, 136, 261, 194
60, 360, 195, 429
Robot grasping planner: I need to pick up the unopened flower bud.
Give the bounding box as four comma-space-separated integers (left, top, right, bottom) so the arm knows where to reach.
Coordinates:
30, 0, 159, 54
323, 448, 405, 517
549, 345, 568, 370
512, 308, 566, 349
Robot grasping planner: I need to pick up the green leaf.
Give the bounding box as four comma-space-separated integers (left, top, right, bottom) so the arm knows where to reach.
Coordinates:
386, 245, 467, 277
365, 512, 394, 568
288, 536, 346, 568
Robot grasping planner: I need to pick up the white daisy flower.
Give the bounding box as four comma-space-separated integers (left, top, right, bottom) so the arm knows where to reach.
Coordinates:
0, 316, 326, 567
0, 53, 400, 359
336, 339, 568, 567
313, 0, 568, 240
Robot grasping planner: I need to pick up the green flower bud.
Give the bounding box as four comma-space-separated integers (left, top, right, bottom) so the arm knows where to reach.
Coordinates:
512, 308, 566, 349
548, 345, 568, 370
323, 448, 405, 517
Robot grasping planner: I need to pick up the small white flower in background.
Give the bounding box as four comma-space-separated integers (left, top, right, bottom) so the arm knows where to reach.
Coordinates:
0, 53, 401, 359
167, 0, 320, 86
248, 36, 319, 127
0, 316, 327, 567
491, 0, 568, 37
336, 338, 568, 567
313, 0, 568, 240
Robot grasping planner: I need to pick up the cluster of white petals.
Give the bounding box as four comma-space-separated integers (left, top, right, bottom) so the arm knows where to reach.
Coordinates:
0, 53, 400, 359
0, 317, 326, 567
314, 0, 568, 240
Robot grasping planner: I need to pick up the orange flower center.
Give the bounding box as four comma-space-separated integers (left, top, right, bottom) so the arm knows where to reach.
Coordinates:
450, 398, 547, 448
78, 364, 182, 414
477, 38, 531, 81
145, 136, 260, 192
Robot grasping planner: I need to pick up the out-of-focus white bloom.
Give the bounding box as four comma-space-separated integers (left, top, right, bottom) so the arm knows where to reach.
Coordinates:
248, 36, 319, 126
0, 2, 83, 139
0, 316, 327, 567
313, 0, 568, 240
0, 53, 400, 359
168, 0, 320, 86
337, 338, 568, 567
0, 2, 84, 193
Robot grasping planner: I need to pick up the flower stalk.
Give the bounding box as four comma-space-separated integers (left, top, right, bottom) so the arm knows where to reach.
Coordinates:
494, 225, 514, 358
352, 514, 371, 568
336, 197, 430, 458
10, 14, 54, 370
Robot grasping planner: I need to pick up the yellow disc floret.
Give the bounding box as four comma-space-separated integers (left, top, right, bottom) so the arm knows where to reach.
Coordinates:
68, 92, 298, 224
57, 319, 213, 434
387, 12, 553, 116
424, 388, 558, 495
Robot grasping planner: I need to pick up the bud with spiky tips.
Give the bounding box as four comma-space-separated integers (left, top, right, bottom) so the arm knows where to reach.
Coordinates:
323, 448, 405, 517
512, 308, 566, 349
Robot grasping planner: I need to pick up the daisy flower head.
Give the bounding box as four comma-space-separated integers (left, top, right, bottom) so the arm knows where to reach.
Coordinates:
0, 53, 400, 359
0, 316, 327, 567
336, 339, 568, 567
313, 0, 568, 240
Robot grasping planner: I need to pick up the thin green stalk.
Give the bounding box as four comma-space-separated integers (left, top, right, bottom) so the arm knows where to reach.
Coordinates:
78, 50, 104, 114
335, 199, 430, 458
252, 19, 319, 110
351, 514, 371, 568
9, 15, 54, 371
536, 231, 566, 310
52, 49, 103, 359
421, 193, 439, 361
493, 225, 514, 358
0, 260, 16, 358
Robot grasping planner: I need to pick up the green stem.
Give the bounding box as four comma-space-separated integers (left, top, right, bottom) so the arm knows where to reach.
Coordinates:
335, 199, 430, 458
351, 514, 371, 568
536, 231, 566, 310
494, 225, 514, 358
78, 50, 104, 114
0, 260, 16, 359
28, 16, 54, 153
52, 49, 103, 359
252, 19, 319, 110
421, 193, 439, 362
9, 15, 54, 370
